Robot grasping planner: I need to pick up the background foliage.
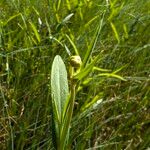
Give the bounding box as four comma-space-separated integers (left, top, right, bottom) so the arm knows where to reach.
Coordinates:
0, 0, 149, 149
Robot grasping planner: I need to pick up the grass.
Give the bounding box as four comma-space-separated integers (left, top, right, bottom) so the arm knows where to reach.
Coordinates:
0, 0, 149, 149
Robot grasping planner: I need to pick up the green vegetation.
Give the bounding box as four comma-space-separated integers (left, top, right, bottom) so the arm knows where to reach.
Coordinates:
0, 0, 149, 149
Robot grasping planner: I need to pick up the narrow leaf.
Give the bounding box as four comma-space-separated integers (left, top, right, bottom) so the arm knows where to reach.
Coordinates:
84, 15, 99, 29
82, 12, 105, 67
93, 66, 110, 72
4, 13, 21, 26
98, 73, 126, 81
65, 34, 79, 55
74, 55, 100, 80
29, 21, 41, 43
110, 22, 120, 43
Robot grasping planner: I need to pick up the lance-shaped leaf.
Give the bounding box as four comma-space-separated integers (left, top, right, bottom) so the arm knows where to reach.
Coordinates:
51, 55, 69, 123
51, 55, 70, 149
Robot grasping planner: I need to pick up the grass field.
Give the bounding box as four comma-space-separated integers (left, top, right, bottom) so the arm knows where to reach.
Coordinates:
0, 0, 149, 149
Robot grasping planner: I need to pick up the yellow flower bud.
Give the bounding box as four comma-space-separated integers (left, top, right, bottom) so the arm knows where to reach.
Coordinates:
70, 55, 82, 68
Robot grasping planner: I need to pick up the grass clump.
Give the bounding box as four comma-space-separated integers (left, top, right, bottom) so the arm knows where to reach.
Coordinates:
0, 0, 149, 149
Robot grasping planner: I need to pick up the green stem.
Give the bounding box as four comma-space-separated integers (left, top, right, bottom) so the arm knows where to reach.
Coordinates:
67, 66, 77, 128
63, 82, 76, 150
60, 67, 77, 150
68, 81, 76, 125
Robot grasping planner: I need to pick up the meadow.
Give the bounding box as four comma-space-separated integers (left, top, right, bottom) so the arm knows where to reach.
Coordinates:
0, 0, 149, 149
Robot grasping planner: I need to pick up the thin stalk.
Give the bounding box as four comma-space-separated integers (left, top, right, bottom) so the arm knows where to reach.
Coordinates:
66, 81, 76, 128
58, 84, 76, 150
60, 68, 77, 150
65, 65, 77, 130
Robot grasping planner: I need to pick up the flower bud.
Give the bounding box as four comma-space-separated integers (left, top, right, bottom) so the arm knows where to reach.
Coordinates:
70, 55, 82, 68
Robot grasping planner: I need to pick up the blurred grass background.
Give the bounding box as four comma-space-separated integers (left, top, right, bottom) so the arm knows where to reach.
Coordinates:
0, 0, 149, 149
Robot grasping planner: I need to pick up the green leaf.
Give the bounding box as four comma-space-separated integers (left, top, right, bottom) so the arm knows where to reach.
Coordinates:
65, 34, 79, 55
110, 22, 120, 43
51, 55, 69, 149
74, 55, 100, 80
93, 66, 110, 72
4, 13, 21, 26
29, 21, 41, 43
84, 15, 99, 29
81, 94, 103, 112
51, 55, 69, 123
98, 73, 126, 81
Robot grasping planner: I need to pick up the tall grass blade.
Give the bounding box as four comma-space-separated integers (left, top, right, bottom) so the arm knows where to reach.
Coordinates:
4, 13, 21, 26
110, 22, 120, 43
98, 73, 126, 81
82, 12, 105, 68
65, 34, 79, 55
84, 15, 99, 29
29, 21, 41, 43
57, 0, 62, 11
66, 0, 71, 11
